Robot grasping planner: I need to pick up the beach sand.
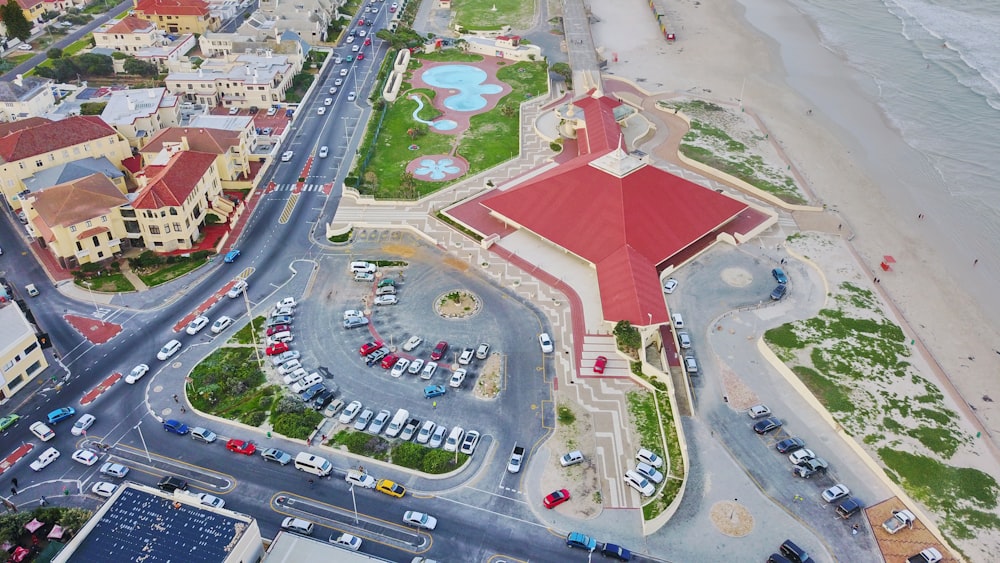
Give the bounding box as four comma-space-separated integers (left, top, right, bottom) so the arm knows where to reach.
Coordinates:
585, 0, 1000, 554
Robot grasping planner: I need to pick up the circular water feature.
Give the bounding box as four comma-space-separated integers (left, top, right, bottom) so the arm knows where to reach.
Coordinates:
421, 65, 502, 112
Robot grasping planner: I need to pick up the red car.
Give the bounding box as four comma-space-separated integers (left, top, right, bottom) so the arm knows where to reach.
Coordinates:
357, 53, 365, 60
266, 324, 291, 336
430, 341, 448, 361
226, 439, 256, 456
593, 355, 608, 374
543, 489, 571, 509
360, 341, 383, 356
364, 38, 371, 46
358, 18, 364, 25
265, 342, 289, 356
381, 354, 399, 369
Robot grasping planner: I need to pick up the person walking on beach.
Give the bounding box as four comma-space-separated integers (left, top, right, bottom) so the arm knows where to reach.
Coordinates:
10, 487, 16, 496
173, 394, 178, 403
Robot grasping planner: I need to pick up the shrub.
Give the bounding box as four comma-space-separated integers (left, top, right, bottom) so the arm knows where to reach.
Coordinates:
271, 410, 322, 440
273, 395, 305, 415
241, 410, 266, 426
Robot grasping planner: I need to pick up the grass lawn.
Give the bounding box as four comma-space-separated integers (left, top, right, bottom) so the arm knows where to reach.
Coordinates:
75, 274, 135, 293
231, 316, 266, 345
452, 0, 535, 30
627, 380, 685, 521
63, 37, 92, 57
7, 54, 33, 65
187, 347, 272, 425
137, 256, 209, 286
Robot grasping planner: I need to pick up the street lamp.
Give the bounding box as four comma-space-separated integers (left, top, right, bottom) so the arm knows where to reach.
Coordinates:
349, 483, 359, 524
135, 423, 152, 463
243, 286, 263, 367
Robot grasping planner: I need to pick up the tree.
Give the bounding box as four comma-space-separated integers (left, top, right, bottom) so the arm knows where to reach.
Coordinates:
0, 0, 33, 42
613, 320, 642, 354
123, 57, 157, 76
74, 53, 113, 76
399, 172, 417, 200
46, 47, 63, 60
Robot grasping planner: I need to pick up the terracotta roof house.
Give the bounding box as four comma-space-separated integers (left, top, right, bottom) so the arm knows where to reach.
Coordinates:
132, 0, 220, 34
141, 126, 251, 184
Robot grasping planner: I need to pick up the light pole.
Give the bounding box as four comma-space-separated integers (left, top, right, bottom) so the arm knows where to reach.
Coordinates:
349, 483, 359, 524
243, 285, 262, 367
135, 424, 152, 463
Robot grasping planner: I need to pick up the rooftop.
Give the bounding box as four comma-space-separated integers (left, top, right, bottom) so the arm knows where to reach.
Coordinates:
0, 75, 52, 103
166, 54, 291, 85
95, 15, 159, 35
142, 126, 243, 155
132, 150, 217, 209
134, 0, 211, 17
29, 173, 128, 228
0, 302, 34, 356
0, 116, 120, 164
101, 88, 178, 127
22, 156, 124, 194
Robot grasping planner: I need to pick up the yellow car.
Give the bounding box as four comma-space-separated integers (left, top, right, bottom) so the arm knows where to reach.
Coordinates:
376, 479, 405, 498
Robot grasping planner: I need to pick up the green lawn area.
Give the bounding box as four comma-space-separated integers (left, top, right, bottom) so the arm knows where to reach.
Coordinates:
63, 37, 92, 57
137, 255, 209, 286
452, 0, 535, 30
187, 347, 273, 426
230, 316, 266, 345
75, 273, 135, 293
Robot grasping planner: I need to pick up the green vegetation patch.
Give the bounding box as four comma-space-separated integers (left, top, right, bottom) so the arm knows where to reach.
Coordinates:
329, 228, 353, 243
452, 0, 535, 30
330, 430, 391, 460
391, 441, 468, 474
188, 347, 271, 423
132, 250, 211, 287
231, 316, 266, 345
75, 273, 134, 293
0, 506, 93, 546
627, 383, 685, 521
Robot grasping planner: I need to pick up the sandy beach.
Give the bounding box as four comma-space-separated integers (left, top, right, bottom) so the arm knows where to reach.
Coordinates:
584, 0, 1000, 556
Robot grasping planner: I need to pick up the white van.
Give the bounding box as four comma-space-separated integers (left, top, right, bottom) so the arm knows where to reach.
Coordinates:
384, 409, 409, 438
281, 517, 314, 536
294, 452, 332, 476
350, 261, 376, 273
443, 426, 464, 452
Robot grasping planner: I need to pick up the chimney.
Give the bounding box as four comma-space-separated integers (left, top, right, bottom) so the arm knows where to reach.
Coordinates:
14, 74, 23, 87
135, 170, 148, 188
148, 88, 157, 98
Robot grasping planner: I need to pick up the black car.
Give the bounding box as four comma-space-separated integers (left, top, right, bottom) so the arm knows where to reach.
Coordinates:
365, 348, 389, 367
770, 283, 787, 300
600, 543, 632, 561
836, 497, 864, 519
312, 389, 335, 410
753, 417, 782, 434
158, 475, 188, 492
779, 539, 813, 563
301, 384, 326, 402
775, 437, 805, 453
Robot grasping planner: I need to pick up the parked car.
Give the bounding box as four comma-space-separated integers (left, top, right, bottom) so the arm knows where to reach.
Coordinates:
671, 313, 684, 328
566, 532, 597, 551
261, 448, 292, 465
360, 341, 383, 356
475, 343, 490, 359
458, 348, 474, 365
194, 492, 226, 509
789, 448, 816, 465
543, 489, 571, 509
271, 351, 300, 366
560, 450, 585, 467
343, 316, 369, 329
163, 419, 189, 435
793, 457, 829, 478
775, 437, 806, 453
339, 401, 363, 424
403, 336, 423, 351
390, 358, 410, 377
678, 332, 692, 349
100, 462, 129, 478
684, 355, 699, 374
226, 439, 256, 456
408, 358, 424, 374
771, 283, 788, 301
754, 417, 783, 434
772, 268, 789, 284
538, 333, 554, 353
323, 399, 346, 418
663, 278, 678, 293
265, 342, 290, 356
424, 384, 446, 399
400, 418, 421, 441
157, 476, 188, 492
369, 410, 391, 434
623, 469, 655, 496
836, 497, 864, 519
420, 361, 438, 380
636, 462, 664, 484
430, 341, 448, 361
330, 533, 362, 551
460, 430, 481, 454
291, 373, 322, 393
748, 404, 772, 419
157, 339, 182, 360
822, 484, 851, 504
636, 448, 663, 468
376, 479, 406, 498
381, 354, 400, 369
211, 316, 233, 334
415, 420, 436, 444
365, 348, 389, 367
448, 369, 466, 388
191, 427, 218, 443
92, 482, 118, 498
354, 408, 374, 431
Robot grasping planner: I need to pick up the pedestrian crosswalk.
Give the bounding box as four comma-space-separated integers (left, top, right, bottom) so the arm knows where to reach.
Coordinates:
272, 183, 327, 192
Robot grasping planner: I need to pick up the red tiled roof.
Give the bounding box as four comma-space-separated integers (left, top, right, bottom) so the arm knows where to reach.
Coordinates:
103, 15, 156, 34
121, 155, 143, 174
14, 0, 44, 10
77, 226, 111, 240
132, 151, 216, 209
29, 173, 128, 228
142, 127, 241, 157
0, 117, 50, 138
134, 0, 209, 17
480, 94, 749, 326
572, 95, 621, 155
0, 116, 119, 163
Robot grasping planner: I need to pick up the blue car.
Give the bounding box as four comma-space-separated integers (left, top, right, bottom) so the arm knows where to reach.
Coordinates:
771, 267, 788, 284
163, 419, 190, 435
770, 284, 787, 301
600, 543, 632, 561
423, 385, 446, 399
566, 532, 597, 552
47, 407, 76, 424
224, 249, 241, 263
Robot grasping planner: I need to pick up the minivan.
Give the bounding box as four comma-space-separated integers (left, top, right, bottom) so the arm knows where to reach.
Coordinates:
671, 313, 684, 328
350, 261, 376, 273
281, 517, 314, 536
385, 408, 410, 438
294, 452, 332, 476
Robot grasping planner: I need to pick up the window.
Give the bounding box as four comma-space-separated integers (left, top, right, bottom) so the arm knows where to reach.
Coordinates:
76, 242, 83, 251
153, 241, 163, 247
85, 220, 92, 227
172, 222, 181, 232
7, 375, 23, 388
164, 225, 171, 233
26, 360, 42, 376
170, 208, 178, 215
23, 341, 38, 355
149, 225, 160, 235
101, 215, 108, 222
107, 232, 113, 240
69, 226, 76, 232
91, 236, 99, 246
97, 251, 104, 258
35, 160, 43, 167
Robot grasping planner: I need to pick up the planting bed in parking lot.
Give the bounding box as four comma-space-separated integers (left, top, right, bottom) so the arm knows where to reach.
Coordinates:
329, 431, 468, 474
764, 233, 999, 554
627, 374, 685, 521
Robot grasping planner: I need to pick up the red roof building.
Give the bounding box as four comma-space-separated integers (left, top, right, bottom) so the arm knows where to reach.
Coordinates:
132, 150, 217, 209
0, 116, 120, 163
477, 92, 751, 326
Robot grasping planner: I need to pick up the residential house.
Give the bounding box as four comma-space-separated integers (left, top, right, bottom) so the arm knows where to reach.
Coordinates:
0, 300, 48, 401
132, 0, 221, 35
0, 75, 55, 123
240, 0, 333, 45
22, 173, 133, 268
141, 125, 252, 188
199, 31, 308, 68
93, 15, 167, 53
21, 156, 128, 197
134, 33, 197, 70
100, 87, 180, 148
0, 116, 132, 211
165, 52, 298, 109
11, 0, 45, 24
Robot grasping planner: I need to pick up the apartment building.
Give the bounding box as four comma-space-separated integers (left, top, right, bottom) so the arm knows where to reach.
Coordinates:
100, 87, 180, 148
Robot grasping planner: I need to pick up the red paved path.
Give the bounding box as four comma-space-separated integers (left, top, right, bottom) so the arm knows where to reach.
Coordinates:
173, 280, 241, 332
80, 372, 122, 406
64, 314, 122, 344
0, 443, 35, 477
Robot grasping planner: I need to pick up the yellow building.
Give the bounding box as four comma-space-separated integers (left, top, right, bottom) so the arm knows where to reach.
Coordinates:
23, 174, 133, 269
100, 88, 180, 148
141, 126, 252, 188
132, 0, 220, 35
0, 116, 132, 211
12, 0, 45, 24
165, 52, 298, 109
0, 75, 56, 123
93, 15, 168, 53
0, 300, 49, 401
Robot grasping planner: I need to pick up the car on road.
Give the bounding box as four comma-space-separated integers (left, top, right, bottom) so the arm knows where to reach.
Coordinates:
330, 533, 362, 551
822, 484, 851, 504
420, 361, 437, 380
560, 450, 585, 467
566, 532, 597, 551
788, 449, 816, 465
92, 482, 118, 498
403, 511, 437, 530
684, 355, 699, 374
430, 341, 448, 361
261, 448, 292, 465
753, 417, 783, 434
211, 316, 233, 334
636, 462, 664, 483
280, 517, 314, 536
186, 316, 209, 335
678, 332, 692, 349
748, 404, 772, 419
369, 409, 391, 434
30, 421, 55, 441
157, 475, 188, 492
600, 543, 633, 561
351, 45, 360, 53
280, 151, 293, 162
376, 479, 406, 498
538, 333, 554, 353
323, 97, 333, 106
318, 146, 329, 158
163, 419, 189, 435
30, 447, 60, 472
593, 355, 608, 373
329, 85, 339, 93
836, 497, 864, 519
448, 368, 466, 388
475, 343, 490, 359
458, 348, 474, 365
364, 38, 372, 46
226, 439, 256, 455
343, 316, 369, 329
191, 427, 218, 443
771, 283, 788, 301
72, 449, 99, 466
47, 407, 76, 424
0, 414, 20, 432
194, 492, 226, 509
346, 35, 355, 43
354, 408, 374, 431
265, 342, 290, 356
772, 268, 789, 284
460, 430, 480, 454
663, 278, 678, 293
424, 384, 446, 399
775, 437, 806, 453
636, 448, 663, 468
408, 358, 424, 374
360, 341, 383, 356
100, 462, 129, 478
317, 107, 326, 115
224, 249, 241, 263
793, 457, 829, 478
157, 339, 182, 360
416, 420, 436, 444
227, 279, 247, 298
543, 489, 571, 509
340, 68, 349, 77
390, 358, 410, 377
339, 401, 363, 424
125, 364, 149, 384
71, 414, 96, 436
403, 336, 423, 351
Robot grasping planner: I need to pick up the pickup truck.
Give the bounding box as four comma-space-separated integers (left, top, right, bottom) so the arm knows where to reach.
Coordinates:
507, 445, 525, 473
907, 547, 942, 563
882, 509, 916, 534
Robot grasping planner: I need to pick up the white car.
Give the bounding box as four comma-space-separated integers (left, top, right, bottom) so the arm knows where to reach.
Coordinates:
560, 450, 585, 467
319, 146, 328, 158
344, 309, 365, 320
403, 511, 437, 530
636, 448, 663, 468
331, 533, 362, 551
351, 44, 360, 52
157, 339, 182, 361
17, 44, 32, 51
374, 295, 397, 306
339, 401, 363, 424
281, 151, 294, 162
420, 361, 437, 380
186, 315, 210, 335
789, 449, 817, 465
92, 482, 118, 498
636, 461, 664, 484
368, 409, 391, 434
30, 447, 60, 472
460, 430, 481, 455
408, 358, 424, 375
283, 368, 308, 385
390, 358, 410, 377
428, 425, 447, 448
663, 278, 678, 293
211, 316, 233, 334
317, 107, 326, 115
30, 421, 55, 441
347, 92, 356, 101
678, 332, 691, 349
71, 414, 96, 436
271, 350, 301, 366
272, 305, 294, 318
268, 331, 293, 345
195, 492, 226, 508
624, 469, 655, 497
291, 373, 322, 393
346, 35, 355, 43
100, 462, 129, 478
403, 336, 423, 351
449, 368, 466, 388
323, 98, 333, 106
340, 68, 349, 77
278, 360, 303, 375
334, 78, 343, 86
443, 426, 464, 452
538, 333, 554, 353
72, 449, 99, 466
227, 279, 248, 298
354, 408, 374, 431
822, 484, 851, 503
458, 348, 474, 365
416, 420, 436, 444
671, 313, 684, 328
125, 363, 150, 384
